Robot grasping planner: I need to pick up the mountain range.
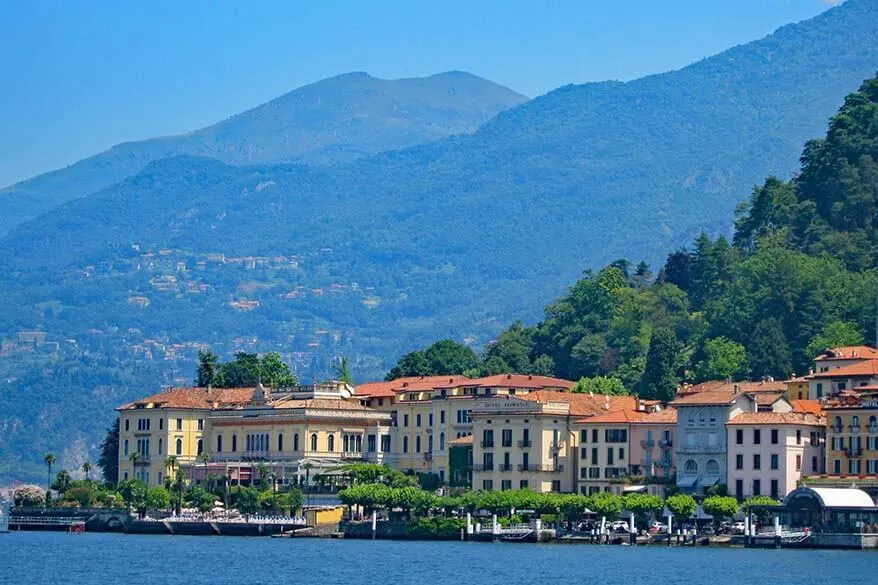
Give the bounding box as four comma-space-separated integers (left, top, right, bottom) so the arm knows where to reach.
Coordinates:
1, 0, 877, 481
0, 71, 526, 236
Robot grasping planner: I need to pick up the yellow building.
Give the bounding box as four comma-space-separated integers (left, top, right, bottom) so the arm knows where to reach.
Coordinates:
118, 382, 391, 487
356, 374, 576, 485
471, 391, 636, 493
785, 376, 810, 401
824, 388, 878, 477
117, 387, 253, 485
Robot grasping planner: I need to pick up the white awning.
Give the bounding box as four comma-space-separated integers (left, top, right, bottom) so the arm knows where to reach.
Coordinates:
676, 477, 698, 488
622, 485, 648, 493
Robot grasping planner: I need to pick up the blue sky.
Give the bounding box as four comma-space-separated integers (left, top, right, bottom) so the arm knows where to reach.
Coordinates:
0, 0, 840, 187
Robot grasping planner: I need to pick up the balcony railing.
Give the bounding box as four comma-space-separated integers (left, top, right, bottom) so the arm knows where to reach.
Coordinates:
640, 439, 655, 448
832, 425, 843, 434
480, 440, 494, 449
518, 464, 563, 473
549, 441, 564, 451
473, 464, 494, 472
498, 464, 513, 472
659, 439, 673, 449
342, 451, 365, 460
517, 439, 532, 448
845, 448, 863, 458
849, 425, 861, 434
133, 457, 150, 465
869, 425, 878, 434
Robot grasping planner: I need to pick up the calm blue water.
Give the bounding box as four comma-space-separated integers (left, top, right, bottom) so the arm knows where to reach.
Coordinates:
0, 532, 875, 585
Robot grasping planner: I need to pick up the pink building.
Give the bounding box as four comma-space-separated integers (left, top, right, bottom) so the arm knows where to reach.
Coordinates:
727, 411, 825, 501
629, 409, 677, 495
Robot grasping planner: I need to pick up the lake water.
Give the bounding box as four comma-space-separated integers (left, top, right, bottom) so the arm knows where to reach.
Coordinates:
0, 532, 875, 585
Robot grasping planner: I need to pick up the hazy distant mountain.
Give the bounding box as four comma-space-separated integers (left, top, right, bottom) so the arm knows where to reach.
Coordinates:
1, 0, 877, 480
0, 71, 527, 235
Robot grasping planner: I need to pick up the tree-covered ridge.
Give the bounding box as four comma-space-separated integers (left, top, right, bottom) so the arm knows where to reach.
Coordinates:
387, 75, 878, 399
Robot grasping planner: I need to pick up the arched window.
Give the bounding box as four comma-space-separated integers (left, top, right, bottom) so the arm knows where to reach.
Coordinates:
311, 433, 318, 451
175, 438, 182, 455
684, 459, 697, 473
869, 416, 877, 430
416, 435, 421, 453
835, 416, 842, 429
439, 432, 445, 451
706, 459, 719, 475
217, 435, 223, 453
355, 435, 362, 452
264, 434, 269, 451
852, 415, 860, 428
403, 436, 409, 453
294, 433, 299, 451
278, 433, 284, 452
124, 439, 129, 456
246, 435, 251, 451
328, 434, 335, 452
232, 434, 238, 452
197, 439, 203, 455
343, 435, 350, 452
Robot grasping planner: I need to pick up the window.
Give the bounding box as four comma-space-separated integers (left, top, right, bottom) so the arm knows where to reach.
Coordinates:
519, 480, 529, 489
176, 418, 182, 431
217, 435, 223, 453
605, 429, 627, 443
416, 414, 421, 427
328, 435, 335, 452
607, 448, 614, 465
232, 434, 237, 452
753, 454, 761, 470
736, 429, 743, 445
197, 439, 203, 455
439, 432, 445, 451
812, 456, 817, 473
753, 479, 761, 496
198, 419, 204, 431
684, 459, 697, 473
415, 435, 421, 453
770, 479, 779, 500
482, 480, 493, 491
795, 455, 801, 471
175, 438, 182, 455
735, 479, 744, 498
706, 459, 719, 475
159, 419, 163, 430
440, 410, 445, 424
522, 452, 529, 469
381, 435, 391, 453
770, 454, 779, 470
294, 433, 299, 451
311, 433, 318, 451
482, 429, 494, 448
796, 430, 802, 445
158, 438, 163, 455
124, 439, 129, 456
592, 429, 598, 443
619, 447, 625, 460
343, 435, 349, 452
834, 459, 841, 474
368, 435, 376, 452
735, 454, 744, 470
816, 383, 823, 398
753, 429, 761, 445
502, 429, 512, 447
580, 430, 588, 443
403, 436, 409, 453
591, 447, 598, 466
501, 480, 512, 491
551, 480, 561, 492
404, 414, 409, 427
125, 419, 130, 432
278, 433, 284, 452
771, 429, 778, 444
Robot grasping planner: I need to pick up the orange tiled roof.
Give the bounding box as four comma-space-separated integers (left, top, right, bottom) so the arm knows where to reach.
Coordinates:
752, 392, 785, 406
576, 407, 678, 425
790, 399, 823, 415
355, 376, 436, 397
814, 346, 878, 361
672, 380, 787, 406
271, 397, 370, 411
392, 375, 471, 392
727, 412, 825, 426
519, 391, 636, 417
811, 360, 878, 379
448, 435, 474, 446
468, 374, 576, 390
118, 387, 255, 410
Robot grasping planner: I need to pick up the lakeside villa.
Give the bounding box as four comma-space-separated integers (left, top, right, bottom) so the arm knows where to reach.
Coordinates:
116, 346, 878, 502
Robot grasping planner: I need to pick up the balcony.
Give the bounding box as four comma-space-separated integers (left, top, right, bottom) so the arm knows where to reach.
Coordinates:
517, 439, 532, 448
849, 425, 861, 434
659, 439, 673, 449
869, 425, 878, 434
845, 448, 863, 458
473, 464, 494, 472
832, 425, 843, 434
342, 451, 365, 460
518, 464, 563, 473
549, 441, 564, 452
480, 440, 494, 449
498, 464, 513, 472
676, 444, 723, 454
133, 456, 150, 465
640, 439, 655, 449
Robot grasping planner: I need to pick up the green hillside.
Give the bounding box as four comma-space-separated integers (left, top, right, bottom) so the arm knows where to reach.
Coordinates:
0, 71, 526, 235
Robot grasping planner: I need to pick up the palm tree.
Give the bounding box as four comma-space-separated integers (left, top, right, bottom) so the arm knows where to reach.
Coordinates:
164, 456, 178, 511
44, 453, 56, 503
81, 461, 93, 482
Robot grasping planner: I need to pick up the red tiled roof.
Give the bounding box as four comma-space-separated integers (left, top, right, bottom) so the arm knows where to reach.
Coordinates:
355, 376, 433, 397
672, 380, 787, 406
727, 412, 825, 426
118, 387, 255, 410
519, 391, 636, 417
392, 375, 471, 392
790, 400, 823, 415
753, 392, 785, 406
468, 374, 576, 390
811, 360, 878, 379
577, 407, 678, 425
448, 435, 473, 446
814, 346, 878, 361
271, 397, 371, 411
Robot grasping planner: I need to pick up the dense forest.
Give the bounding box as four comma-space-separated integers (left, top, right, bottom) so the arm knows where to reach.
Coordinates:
387, 76, 878, 401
